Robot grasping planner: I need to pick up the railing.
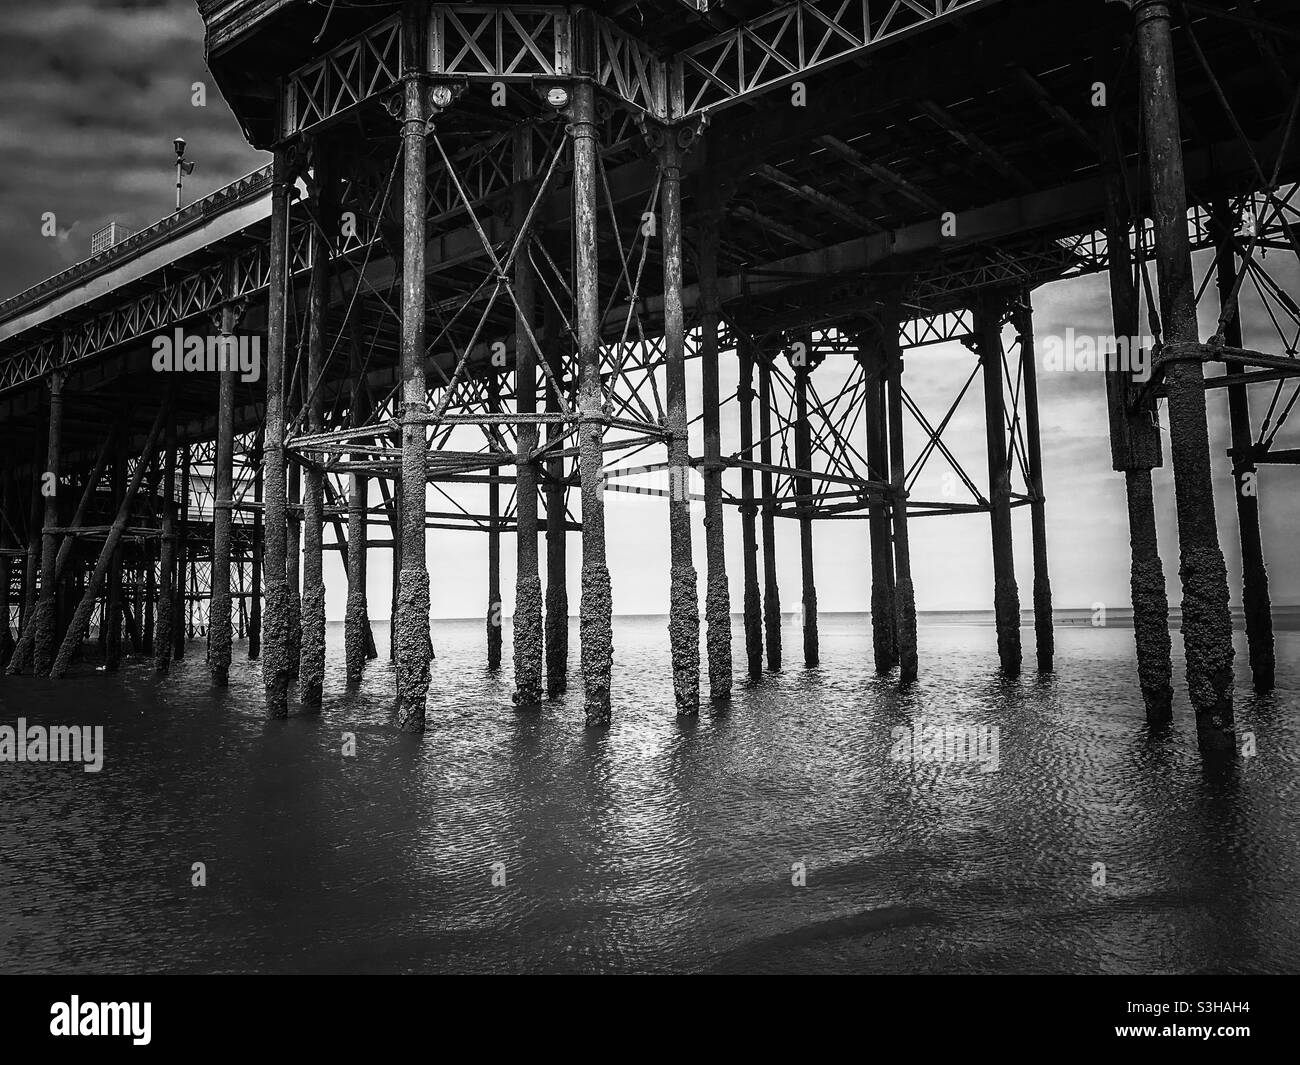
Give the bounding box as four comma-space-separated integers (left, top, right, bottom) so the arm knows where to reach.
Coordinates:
0, 166, 273, 325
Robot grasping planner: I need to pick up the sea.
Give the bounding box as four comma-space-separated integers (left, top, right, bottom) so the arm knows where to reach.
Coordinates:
0, 609, 1296, 973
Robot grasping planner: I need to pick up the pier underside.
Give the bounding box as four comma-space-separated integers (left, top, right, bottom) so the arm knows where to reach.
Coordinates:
1, 0, 1296, 752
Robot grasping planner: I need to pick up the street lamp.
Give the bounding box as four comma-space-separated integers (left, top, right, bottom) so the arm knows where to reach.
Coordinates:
174, 137, 196, 211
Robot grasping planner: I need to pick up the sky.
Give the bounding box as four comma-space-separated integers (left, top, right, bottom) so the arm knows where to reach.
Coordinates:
1, 0, 1297, 622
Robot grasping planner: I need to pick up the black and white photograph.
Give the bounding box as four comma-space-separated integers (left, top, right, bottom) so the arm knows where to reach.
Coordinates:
0, 0, 1294, 1026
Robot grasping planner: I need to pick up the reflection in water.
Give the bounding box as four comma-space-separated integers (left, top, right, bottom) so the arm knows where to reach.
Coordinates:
0, 614, 1296, 973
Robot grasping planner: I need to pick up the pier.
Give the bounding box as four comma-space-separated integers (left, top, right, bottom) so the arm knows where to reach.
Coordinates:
1, 0, 1296, 757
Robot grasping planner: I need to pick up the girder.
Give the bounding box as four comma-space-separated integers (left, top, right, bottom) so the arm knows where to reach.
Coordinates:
677, 0, 997, 116
2, 169, 1292, 399
276, 1, 1004, 138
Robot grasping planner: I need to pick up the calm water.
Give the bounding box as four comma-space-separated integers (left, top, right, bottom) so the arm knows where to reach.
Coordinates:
0, 613, 1297, 974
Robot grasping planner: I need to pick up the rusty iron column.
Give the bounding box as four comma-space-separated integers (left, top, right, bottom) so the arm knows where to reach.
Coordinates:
655, 123, 701, 715
487, 368, 503, 672
738, 335, 762, 680
883, 303, 918, 683
209, 300, 238, 687
1214, 203, 1274, 693
758, 349, 781, 670
697, 190, 732, 702
262, 145, 294, 717
1101, 115, 1172, 720
156, 412, 176, 674
975, 292, 1022, 676
512, 124, 543, 705
543, 284, 568, 698
858, 324, 897, 673
249, 428, 263, 660
299, 151, 334, 710
237, 559, 246, 641
1136, 0, 1234, 751
24, 371, 65, 676
791, 336, 820, 667
571, 58, 614, 726
344, 333, 371, 680
387, 471, 401, 663
1015, 292, 1054, 673
392, 10, 432, 732
286, 427, 302, 679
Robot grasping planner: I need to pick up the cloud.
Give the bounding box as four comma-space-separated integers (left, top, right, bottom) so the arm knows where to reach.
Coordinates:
0, 0, 267, 293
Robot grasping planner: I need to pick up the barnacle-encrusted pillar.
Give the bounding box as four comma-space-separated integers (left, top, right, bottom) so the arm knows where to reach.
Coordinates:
391, 39, 432, 732
487, 371, 504, 672
1015, 292, 1054, 673
857, 323, 897, 673
791, 336, 820, 667
572, 73, 614, 726
653, 122, 701, 715
299, 149, 335, 710
1101, 115, 1172, 720
248, 429, 263, 661
387, 442, 402, 664
1136, 0, 1234, 751
883, 302, 918, 683
543, 284, 568, 698
286, 437, 302, 679
512, 123, 543, 707
208, 298, 238, 687
344, 331, 372, 682
261, 145, 294, 718
1214, 202, 1274, 693
758, 349, 781, 671
697, 192, 732, 702
738, 336, 762, 680
975, 291, 1022, 676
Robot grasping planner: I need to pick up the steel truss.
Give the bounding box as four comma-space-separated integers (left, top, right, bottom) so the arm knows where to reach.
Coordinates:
283, 4, 670, 137
678, 0, 995, 116
282, 2, 1000, 136
289, 106, 673, 533
702, 319, 1033, 525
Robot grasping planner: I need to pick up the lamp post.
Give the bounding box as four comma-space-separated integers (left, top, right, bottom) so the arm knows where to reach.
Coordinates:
174, 137, 195, 211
